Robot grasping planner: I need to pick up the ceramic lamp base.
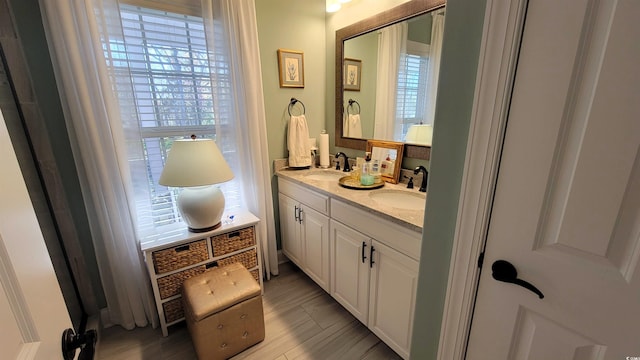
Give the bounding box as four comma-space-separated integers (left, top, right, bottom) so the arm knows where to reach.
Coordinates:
177, 186, 225, 233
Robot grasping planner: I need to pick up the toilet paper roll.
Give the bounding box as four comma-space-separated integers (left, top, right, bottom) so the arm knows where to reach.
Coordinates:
319, 132, 330, 168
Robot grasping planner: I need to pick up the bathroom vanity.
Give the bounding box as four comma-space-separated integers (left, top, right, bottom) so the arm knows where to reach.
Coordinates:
276, 167, 425, 359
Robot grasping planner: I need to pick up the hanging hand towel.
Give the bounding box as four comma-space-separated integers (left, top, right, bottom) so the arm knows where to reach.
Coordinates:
346, 113, 363, 138
288, 114, 312, 167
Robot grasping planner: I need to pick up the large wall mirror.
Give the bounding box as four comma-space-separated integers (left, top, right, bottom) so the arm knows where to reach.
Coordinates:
335, 0, 446, 160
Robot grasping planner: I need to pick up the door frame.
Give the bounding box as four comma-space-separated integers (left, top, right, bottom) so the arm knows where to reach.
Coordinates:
436, 0, 528, 358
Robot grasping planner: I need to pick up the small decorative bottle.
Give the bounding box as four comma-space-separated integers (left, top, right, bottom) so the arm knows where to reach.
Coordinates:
360, 152, 374, 186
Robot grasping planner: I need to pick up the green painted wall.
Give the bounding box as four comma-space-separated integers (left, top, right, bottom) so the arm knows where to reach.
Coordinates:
255, 0, 326, 250
410, 0, 487, 358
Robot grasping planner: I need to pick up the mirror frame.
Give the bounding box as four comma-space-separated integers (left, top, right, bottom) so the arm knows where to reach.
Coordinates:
366, 140, 404, 184
335, 0, 445, 160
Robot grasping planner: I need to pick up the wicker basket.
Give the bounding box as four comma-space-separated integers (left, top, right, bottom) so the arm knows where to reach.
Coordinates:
250, 269, 260, 283
217, 248, 258, 269
163, 298, 184, 323
211, 226, 255, 257
157, 265, 207, 300
152, 239, 208, 275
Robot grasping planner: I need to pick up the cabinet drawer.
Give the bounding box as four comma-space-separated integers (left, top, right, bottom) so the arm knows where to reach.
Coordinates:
157, 265, 207, 300
152, 239, 209, 274
217, 248, 258, 269
163, 298, 184, 323
211, 226, 255, 256
331, 199, 422, 260
278, 178, 329, 215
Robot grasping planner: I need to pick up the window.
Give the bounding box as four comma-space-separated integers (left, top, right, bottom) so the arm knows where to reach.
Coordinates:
395, 41, 430, 141
105, 4, 239, 237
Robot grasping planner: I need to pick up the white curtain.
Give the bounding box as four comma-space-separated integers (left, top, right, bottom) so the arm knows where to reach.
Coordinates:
39, 0, 157, 329
201, 0, 279, 278
373, 22, 407, 140
425, 9, 445, 124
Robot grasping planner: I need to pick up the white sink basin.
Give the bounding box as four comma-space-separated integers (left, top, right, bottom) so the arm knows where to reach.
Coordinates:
369, 190, 426, 210
303, 170, 345, 182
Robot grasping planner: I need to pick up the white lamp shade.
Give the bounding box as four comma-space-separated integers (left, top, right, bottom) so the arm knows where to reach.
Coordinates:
159, 138, 234, 187
405, 124, 433, 146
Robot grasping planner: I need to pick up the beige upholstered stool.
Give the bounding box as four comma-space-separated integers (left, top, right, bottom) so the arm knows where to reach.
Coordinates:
182, 263, 265, 360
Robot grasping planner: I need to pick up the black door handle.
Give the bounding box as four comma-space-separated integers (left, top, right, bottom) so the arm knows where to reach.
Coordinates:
491, 260, 544, 299
362, 242, 367, 263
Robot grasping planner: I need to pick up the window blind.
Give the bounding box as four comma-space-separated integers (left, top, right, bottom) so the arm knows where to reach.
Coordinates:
396, 41, 430, 141
106, 4, 237, 236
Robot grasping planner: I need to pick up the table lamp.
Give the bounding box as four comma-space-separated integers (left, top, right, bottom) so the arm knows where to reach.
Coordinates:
405, 124, 433, 146
159, 136, 234, 232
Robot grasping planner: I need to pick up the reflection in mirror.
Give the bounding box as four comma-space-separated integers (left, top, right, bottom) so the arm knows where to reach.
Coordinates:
367, 140, 404, 184
342, 9, 445, 143
335, 0, 446, 160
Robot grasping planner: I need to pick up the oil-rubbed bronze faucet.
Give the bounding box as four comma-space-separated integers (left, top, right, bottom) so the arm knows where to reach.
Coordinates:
414, 166, 428, 192
335, 152, 350, 172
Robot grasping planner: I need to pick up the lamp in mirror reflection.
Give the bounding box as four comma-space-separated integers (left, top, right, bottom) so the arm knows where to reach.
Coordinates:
405, 124, 433, 146
159, 136, 234, 233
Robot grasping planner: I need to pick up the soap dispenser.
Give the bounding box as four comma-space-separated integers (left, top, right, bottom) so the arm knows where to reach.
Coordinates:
360, 152, 374, 186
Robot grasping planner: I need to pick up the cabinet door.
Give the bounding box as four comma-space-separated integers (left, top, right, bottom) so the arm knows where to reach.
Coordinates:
300, 205, 330, 291
330, 220, 370, 324
368, 240, 419, 359
278, 194, 303, 266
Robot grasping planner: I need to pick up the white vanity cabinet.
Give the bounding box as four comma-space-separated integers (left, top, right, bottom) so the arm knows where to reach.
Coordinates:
330, 199, 420, 359
278, 178, 331, 292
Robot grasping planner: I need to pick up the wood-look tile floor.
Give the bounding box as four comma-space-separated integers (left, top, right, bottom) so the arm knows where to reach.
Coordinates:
96, 262, 402, 360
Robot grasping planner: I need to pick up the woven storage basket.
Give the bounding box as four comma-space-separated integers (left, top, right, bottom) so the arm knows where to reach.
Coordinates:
211, 226, 255, 256
152, 239, 208, 274
157, 265, 207, 300
217, 248, 258, 269
250, 269, 260, 283
163, 298, 184, 323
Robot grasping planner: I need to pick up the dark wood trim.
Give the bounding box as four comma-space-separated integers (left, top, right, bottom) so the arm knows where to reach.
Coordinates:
335, 0, 445, 160
1, 0, 98, 319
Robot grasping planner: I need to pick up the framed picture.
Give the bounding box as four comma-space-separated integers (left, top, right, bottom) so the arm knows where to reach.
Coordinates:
277, 49, 304, 88
343, 58, 362, 91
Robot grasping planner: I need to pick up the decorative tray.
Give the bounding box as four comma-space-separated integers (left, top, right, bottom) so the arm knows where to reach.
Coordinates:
338, 176, 385, 190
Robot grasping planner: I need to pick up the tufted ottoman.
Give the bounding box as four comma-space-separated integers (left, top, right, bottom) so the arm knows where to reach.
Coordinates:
182, 262, 265, 360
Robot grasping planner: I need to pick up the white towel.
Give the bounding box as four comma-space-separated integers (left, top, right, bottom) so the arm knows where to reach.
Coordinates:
345, 114, 363, 138
288, 114, 312, 167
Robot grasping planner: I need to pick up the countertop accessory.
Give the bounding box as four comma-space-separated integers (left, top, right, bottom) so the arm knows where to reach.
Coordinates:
366, 140, 404, 184
339, 175, 384, 190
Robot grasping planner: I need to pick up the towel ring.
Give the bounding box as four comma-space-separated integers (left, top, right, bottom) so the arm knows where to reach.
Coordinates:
288, 98, 305, 116
347, 99, 360, 115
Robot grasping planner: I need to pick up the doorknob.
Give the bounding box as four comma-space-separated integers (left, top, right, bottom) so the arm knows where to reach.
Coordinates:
62, 328, 97, 360
491, 260, 544, 299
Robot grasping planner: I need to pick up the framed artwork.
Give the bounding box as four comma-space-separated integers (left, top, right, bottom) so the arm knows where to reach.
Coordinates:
277, 49, 304, 88
343, 58, 362, 91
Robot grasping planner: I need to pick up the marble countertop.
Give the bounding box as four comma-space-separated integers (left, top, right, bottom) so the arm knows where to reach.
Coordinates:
275, 167, 426, 233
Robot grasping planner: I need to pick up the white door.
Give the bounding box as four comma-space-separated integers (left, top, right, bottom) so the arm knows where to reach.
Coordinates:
0, 109, 73, 359
300, 206, 330, 291
330, 219, 370, 324
467, 0, 640, 359
368, 240, 418, 359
